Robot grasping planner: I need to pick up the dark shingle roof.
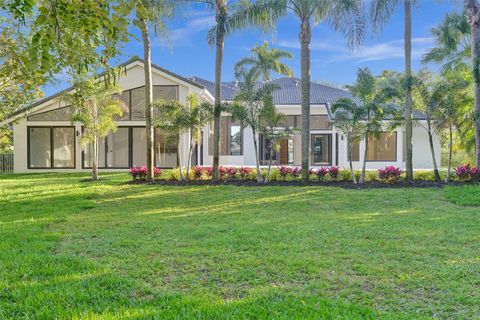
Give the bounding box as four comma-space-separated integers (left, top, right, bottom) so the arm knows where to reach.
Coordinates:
190, 77, 355, 105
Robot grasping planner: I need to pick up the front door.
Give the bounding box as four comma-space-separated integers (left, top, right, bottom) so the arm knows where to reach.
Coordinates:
311, 134, 331, 166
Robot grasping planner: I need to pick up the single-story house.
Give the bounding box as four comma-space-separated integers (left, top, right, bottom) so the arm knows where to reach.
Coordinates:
1, 58, 440, 173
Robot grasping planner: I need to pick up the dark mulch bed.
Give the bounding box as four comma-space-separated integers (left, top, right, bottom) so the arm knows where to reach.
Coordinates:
127, 179, 461, 189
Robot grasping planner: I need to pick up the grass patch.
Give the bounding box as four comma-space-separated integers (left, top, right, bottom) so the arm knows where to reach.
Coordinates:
444, 185, 480, 206
1, 173, 479, 319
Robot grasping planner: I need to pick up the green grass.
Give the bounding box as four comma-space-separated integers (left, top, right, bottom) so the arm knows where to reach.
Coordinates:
1, 173, 479, 319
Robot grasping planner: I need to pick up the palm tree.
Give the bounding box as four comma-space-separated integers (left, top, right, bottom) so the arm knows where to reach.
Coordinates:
238, 0, 365, 182
201, 1, 280, 181
334, 68, 397, 184
465, 0, 480, 167
370, 0, 417, 180
234, 41, 293, 81
423, 5, 480, 167
133, 0, 174, 181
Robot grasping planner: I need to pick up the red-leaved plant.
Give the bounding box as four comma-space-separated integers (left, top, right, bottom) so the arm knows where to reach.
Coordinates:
225, 167, 237, 179
239, 167, 253, 179
328, 166, 340, 180
193, 166, 204, 179
316, 167, 328, 181
278, 166, 293, 179
455, 164, 480, 182
291, 167, 301, 179
378, 166, 403, 183
129, 166, 161, 180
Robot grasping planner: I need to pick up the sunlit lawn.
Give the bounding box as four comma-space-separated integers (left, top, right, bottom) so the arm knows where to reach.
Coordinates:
0, 173, 479, 319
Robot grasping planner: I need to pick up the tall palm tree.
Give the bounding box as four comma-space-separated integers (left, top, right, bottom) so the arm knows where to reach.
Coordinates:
234, 41, 293, 81
203, 1, 280, 181
238, 0, 365, 182
132, 0, 175, 181
370, 0, 417, 180
465, 0, 480, 167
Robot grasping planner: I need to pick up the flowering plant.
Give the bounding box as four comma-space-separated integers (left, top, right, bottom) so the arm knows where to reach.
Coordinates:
316, 167, 328, 181
378, 166, 403, 183
328, 166, 340, 180
470, 166, 480, 182
455, 164, 480, 182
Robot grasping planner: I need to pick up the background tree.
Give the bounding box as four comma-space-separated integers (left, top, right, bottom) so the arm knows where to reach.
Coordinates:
230, 70, 278, 183
465, 0, 480, 167
260, 99, 294, 183
242, 0, 365, 182
203, 0, 280, 181
65, 77, 123, 181
331, 99, 366, 184
154, 94, 212, 180
346, 68, 397, 184
234, 41, 293, 81
412, 72, 445, 182
370, 0, 418, 180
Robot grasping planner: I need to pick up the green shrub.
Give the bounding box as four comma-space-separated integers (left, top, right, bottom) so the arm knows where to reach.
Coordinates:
413, 170, 446, 181
338, 169, 353, 182
365, 171, 379, 182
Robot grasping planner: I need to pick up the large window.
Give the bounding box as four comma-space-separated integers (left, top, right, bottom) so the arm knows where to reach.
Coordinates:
291, 115, 331, 130
28, 127, 75, 169
209, 116, 243, 156
83, 127, 178, 168
367, 132, 397, 161
348, 142, 360, 162
127, 85, 179, 121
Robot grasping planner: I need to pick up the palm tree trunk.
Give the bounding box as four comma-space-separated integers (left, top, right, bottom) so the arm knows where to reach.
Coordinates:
252, 128, 263, 183
140, 18, 155, 181
427, 121, 441, 182
178, 141, 184, 181
92, 135, 99, 181
468, 3, 480, 167
186, 137, 195, 181
404, 0, 414, 180
446, 124, 453, 183
299, 18, 311, 183
360, 133, 369, 184
266, 147, 273, 183
212, 2, 226, 181
348, 136, 357, 184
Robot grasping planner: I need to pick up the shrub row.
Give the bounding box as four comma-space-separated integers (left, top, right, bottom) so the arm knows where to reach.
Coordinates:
129, 165, 480, 184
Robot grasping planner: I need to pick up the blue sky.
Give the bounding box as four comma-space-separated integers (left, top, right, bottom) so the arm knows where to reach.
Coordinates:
51, 1, 463, 94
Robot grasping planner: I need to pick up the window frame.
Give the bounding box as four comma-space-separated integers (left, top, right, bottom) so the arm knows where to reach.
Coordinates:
27, 106, 73, 122
27, 126, 76, 169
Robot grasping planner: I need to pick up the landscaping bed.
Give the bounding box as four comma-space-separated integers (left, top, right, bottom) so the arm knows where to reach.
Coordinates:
128, 178, 460, 189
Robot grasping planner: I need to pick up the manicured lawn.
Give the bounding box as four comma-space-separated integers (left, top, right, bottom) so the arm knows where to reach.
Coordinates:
0, 173, 479, 319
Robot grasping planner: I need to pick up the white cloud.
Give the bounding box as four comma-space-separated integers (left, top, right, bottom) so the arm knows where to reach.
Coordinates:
154, 12, 215, 47
275, 36, 435, 63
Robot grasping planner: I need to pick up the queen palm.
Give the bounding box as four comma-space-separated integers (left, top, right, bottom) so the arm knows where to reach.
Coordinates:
370, 0, 417, 180
238, 0, 365, 182
234, 41, 293, 81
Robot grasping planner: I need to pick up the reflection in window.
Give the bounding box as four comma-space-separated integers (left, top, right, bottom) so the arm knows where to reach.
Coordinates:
53, 127, 75, 167
155, 128, 178, 167
209, 117, 243, 156
29, 127, 51, 168
367, 132, 397, 161
349, 142, 360, 161
116, 91, 130, 120
83, 137, 106, 168
132, 128, 147, 167
106, 128, 129, 168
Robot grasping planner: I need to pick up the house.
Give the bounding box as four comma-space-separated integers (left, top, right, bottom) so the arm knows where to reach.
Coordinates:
1, 58, 440, 173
